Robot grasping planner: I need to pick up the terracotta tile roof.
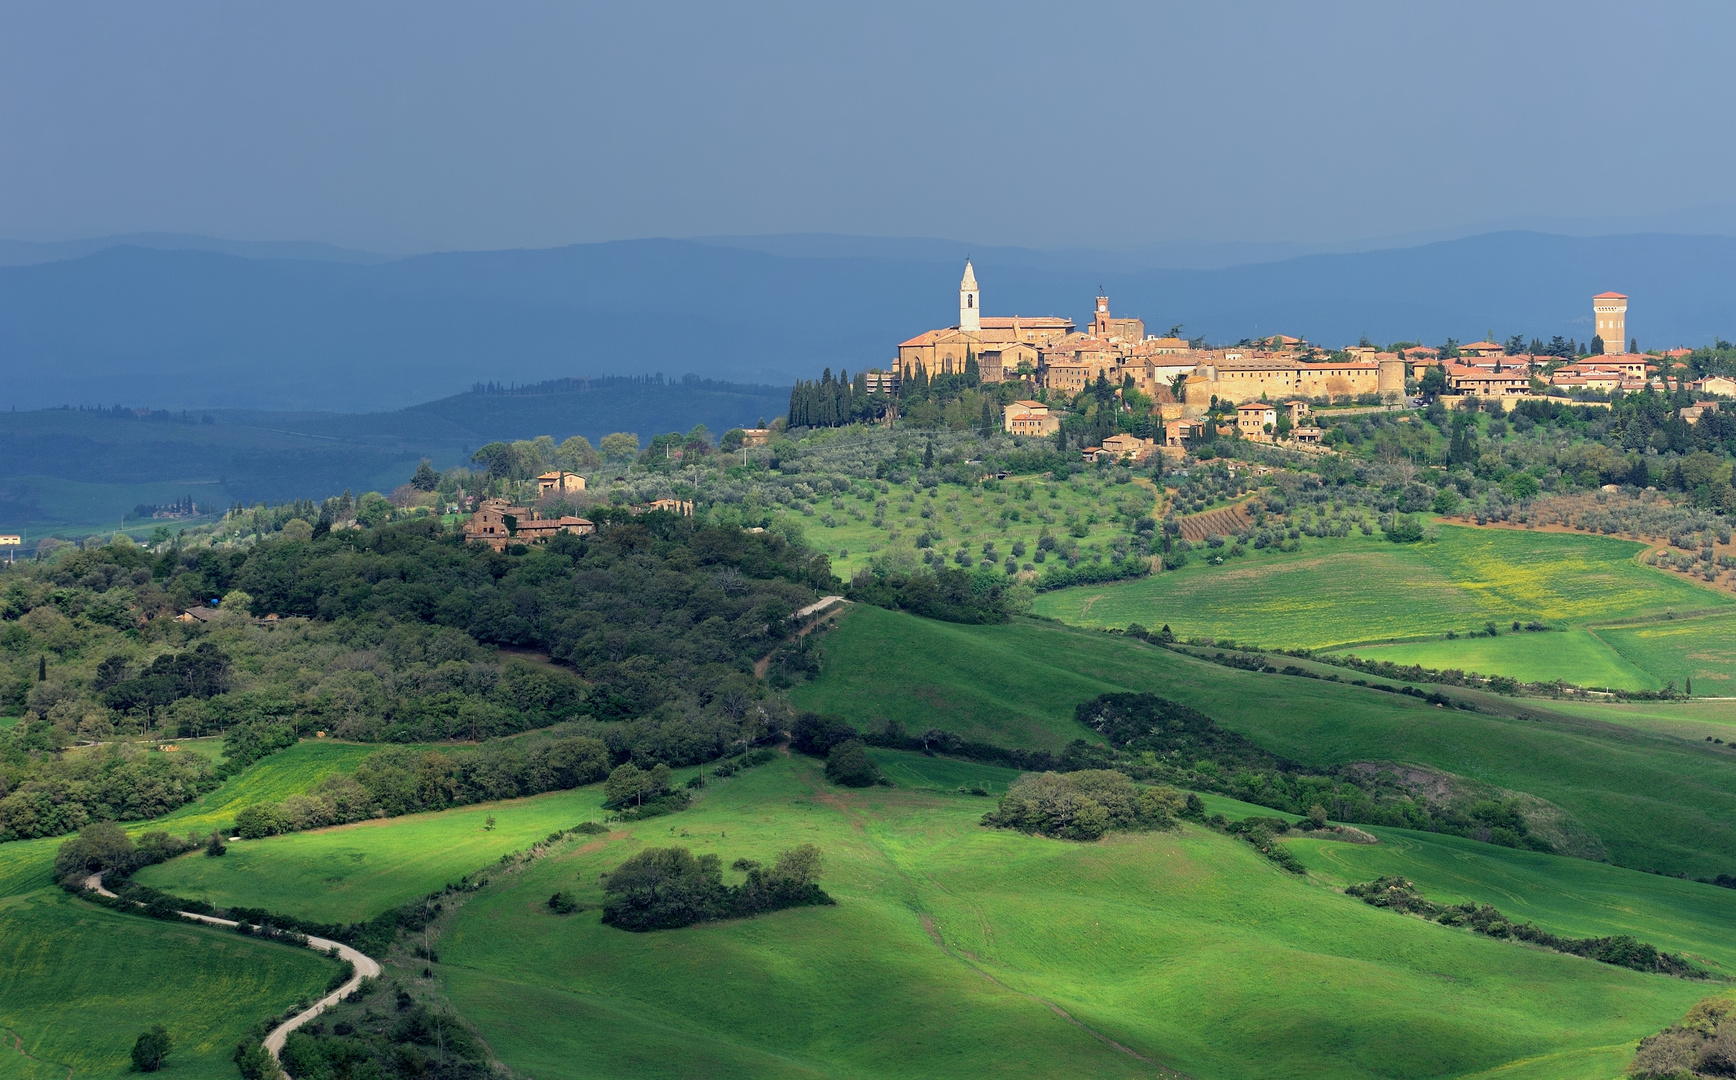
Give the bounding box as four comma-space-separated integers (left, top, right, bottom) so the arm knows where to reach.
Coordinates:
1594, 291, 1629, 300
898, 329, 947, 348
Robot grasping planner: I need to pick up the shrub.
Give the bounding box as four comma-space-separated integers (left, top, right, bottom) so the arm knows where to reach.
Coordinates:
824, 740, 884, 787
1384, 515, 1425, 543
982, 771, 1185, 841
791, 712, 859, 757
131, 1025, 171, 1072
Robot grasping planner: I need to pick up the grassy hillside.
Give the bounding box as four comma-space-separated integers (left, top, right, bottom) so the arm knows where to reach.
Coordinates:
1341, 628, 1664, 691
137, 784, 610, 924
0, 890, 334, 1079
149, 740, 383, 837
794, 604, 1736, 877
1598, 612, 1736, 696
430, 755, 1708, 1080
1285, 825, 1736, 975
1030, 524, 1731, 652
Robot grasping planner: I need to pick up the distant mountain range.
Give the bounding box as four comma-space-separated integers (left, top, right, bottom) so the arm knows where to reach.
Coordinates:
0, 376, 787, 534
4, 230, 1736, 413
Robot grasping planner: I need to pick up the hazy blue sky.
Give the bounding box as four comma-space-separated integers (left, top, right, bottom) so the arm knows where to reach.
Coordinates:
5, 1, 1735, 252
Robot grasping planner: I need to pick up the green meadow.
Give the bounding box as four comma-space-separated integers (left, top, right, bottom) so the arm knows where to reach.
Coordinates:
1031, 524, 1730, 651
414, 757, 1708, 1080
0, 887, 334, 1080
137, 784, 612, 923
1343, 629, 1663, 691
1598, 611, 1736, 695
1285, 824, 1736, 975
150, 739, 382, 838
794, 604, 1736, 877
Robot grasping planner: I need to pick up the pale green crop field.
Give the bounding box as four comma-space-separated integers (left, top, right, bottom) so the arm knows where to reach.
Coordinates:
149, 739, 383, 838
1031, 523, 1734, 696
1286, 824, 1736, 975
1344, 629, 1663, 691
1597, 612, 1736, 696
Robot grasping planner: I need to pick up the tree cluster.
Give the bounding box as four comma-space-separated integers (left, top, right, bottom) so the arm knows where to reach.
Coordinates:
600, 843, 832, 931
1347, 876, 1697, 976
2, 746, 219, 842
51, 819, 196, 882
981, 769, 1192, 841
1628, 995, 1736, 1079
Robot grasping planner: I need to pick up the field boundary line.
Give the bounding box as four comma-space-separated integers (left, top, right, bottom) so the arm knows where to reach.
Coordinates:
1582, 607, 1736, 631
81, 873, 380, 1062
1, 1027, 71, 1080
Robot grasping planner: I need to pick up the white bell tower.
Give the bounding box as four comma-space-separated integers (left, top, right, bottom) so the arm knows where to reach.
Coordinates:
959, 260, 980, 333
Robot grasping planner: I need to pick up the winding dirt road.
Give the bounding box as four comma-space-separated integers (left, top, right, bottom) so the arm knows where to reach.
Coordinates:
83, 874, 380, 1060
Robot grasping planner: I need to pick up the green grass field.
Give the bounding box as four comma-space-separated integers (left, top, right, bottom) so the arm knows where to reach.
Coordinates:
1031, 525, 1731, 652
1342, 629, 1664, 691
1598, 612, 1736, 696
795, 604, 1736, 877
137, 784, 613, 923
1284, 824, 1736, 976
149, 739, 383, 838
775, 473, 1156, 579
0, 889, 334, 1079
427, 755, 1708, 1080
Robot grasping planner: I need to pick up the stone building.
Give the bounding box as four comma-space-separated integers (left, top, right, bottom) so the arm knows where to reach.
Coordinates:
464, 498, 594, 551
536, 471, 586, 496
1003, 400, 1060, 436
896, 262, 1074, 380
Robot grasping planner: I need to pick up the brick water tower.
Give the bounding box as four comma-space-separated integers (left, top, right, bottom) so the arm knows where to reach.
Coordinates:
1593, 292, 1628, 353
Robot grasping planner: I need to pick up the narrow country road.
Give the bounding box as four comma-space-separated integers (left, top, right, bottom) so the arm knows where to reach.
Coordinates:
83, 873, 381, 1060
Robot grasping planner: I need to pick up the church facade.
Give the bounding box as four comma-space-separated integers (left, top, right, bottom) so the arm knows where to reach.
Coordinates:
896, 261, 1075, 378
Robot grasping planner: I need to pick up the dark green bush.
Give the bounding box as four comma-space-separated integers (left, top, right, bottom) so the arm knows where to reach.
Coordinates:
824, 740, 883, 787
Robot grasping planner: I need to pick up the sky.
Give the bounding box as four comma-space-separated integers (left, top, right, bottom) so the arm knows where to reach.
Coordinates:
4, 1, 1736, 253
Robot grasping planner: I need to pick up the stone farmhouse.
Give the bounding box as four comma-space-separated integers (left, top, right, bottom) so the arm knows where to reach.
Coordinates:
1002, 399, 1060, 436
464, 498, 594, 551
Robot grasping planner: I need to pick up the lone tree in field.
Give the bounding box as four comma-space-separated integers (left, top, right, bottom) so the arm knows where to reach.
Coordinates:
131, 1025, 171, 1072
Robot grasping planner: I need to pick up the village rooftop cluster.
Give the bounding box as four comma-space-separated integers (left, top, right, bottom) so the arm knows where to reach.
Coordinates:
874, 264, 1731, 463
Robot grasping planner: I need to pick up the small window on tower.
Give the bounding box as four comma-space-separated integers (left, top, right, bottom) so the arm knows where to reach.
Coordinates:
968, 295, 974, 308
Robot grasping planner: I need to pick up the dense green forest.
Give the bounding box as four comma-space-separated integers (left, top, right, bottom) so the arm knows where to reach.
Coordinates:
0, 513, 828, 840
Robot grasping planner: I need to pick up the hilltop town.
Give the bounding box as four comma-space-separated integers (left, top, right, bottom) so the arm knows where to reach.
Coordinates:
838, 263, 1735, 463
